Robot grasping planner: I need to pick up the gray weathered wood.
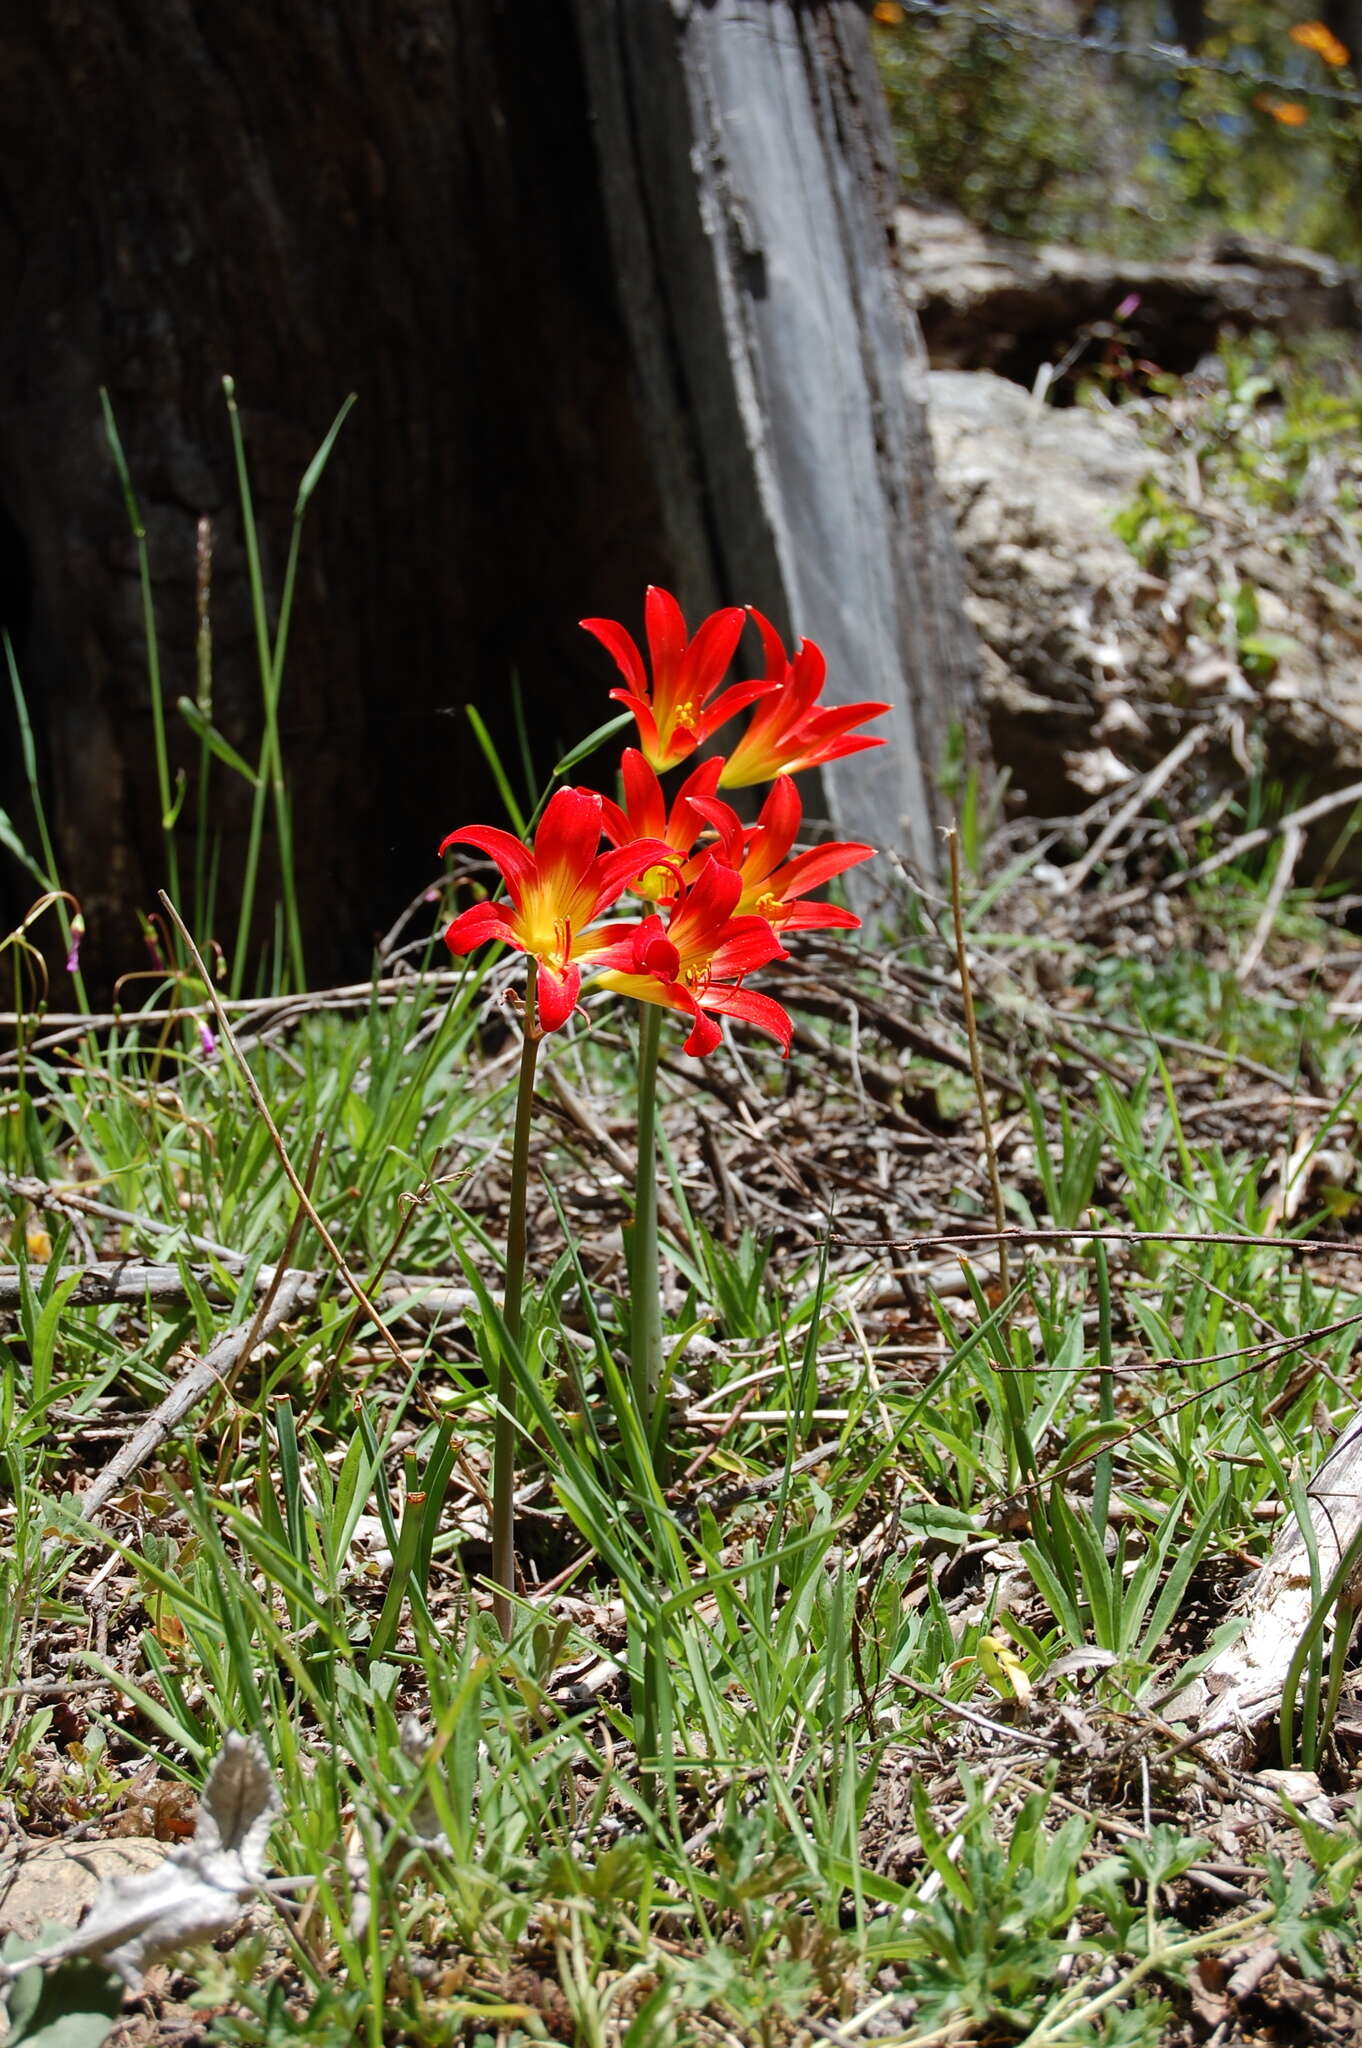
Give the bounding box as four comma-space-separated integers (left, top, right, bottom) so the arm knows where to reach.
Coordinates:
1172, 1409, 1362, 1768
572, 0, 980, 868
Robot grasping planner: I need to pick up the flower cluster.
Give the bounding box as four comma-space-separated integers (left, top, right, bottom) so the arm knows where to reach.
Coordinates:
440, 589, 887, 1057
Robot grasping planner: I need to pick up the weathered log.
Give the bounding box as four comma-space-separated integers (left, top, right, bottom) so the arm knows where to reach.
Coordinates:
573, 0, 980, 869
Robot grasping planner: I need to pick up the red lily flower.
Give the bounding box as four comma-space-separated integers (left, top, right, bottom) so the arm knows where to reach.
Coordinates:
718, 612, 890, 789
439, 786, 675, 1033
580, 586, 775, 774
690, 775, 875, 932
591, 855, 793, 1058
599, 748, 723, 901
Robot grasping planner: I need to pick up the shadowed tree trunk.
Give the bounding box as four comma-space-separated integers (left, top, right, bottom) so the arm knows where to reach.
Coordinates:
0, 0, 977, 993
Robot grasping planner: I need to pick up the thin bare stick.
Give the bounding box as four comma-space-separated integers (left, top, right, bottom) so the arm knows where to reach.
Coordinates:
1159, 774, 1362, 900
946, 829, 1010, 1297
1235, 822, 1302, 983
840, 1223, 1362, 1258
1058, 725, 1205, 895
74, 1276, 307, 1525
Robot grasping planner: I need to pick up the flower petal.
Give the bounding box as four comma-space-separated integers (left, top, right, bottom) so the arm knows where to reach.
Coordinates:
746, 608, 791, 681
774, 839, 876, 897
444, 901, 519, 955
620, 749, 666, 839
680, 1003, 723, 1057
532, 787, 603, 899
683, 605, 747, 706
766, 900, 861, 932
580, 617, 646, 696
610, 689, 662, 764
700, 984, 793, 1056
644, 586, 687, 689
687, 794, 747, 869
440, 824, 536, 906
693, 676, 781, 745
588, 837, 681, 917
535, 960, 582, 1034
707, 916, 788, 980
666, 854, 744, 950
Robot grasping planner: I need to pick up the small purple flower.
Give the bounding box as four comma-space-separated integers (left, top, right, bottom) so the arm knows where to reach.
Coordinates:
65, 915, 85, 977
1114, 293, 1141, 322
198, 1019, 217, 1058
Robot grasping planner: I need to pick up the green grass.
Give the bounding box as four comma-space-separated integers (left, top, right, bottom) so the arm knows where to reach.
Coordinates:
4, 824, 1362, 2045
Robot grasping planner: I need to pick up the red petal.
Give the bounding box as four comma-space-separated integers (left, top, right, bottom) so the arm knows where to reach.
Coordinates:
667, 855, 743, 949
444, 902, 519, 955
683, 606, 747, 706
599, 795, 632, 847
687, 794, 746, 868
693, 676, 781, 744
644, 586, 686, 693
707, 915, 788, 979
775, 839, 876, 897
620, 748, 666, 839
533, 787, 603, 897
610, 688, 662, 765
783, 734, 886, 776
588, 837, 680, 916
701, 984, 793, 1055
768, 901, 861, 932
535, 961, 582, 1033
581, 617, 646, 696
681, 1003, 723, 1057
746, 607, 790, 680
441, 824, 536, 906
674, 753, 725, 811
754, 776, 803, 869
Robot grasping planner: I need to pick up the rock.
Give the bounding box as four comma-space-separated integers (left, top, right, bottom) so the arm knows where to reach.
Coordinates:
0, 1836, 168, 1942
927, 366, 1362, 830
899, 203, 1362, 385
927, 368, 1166, 812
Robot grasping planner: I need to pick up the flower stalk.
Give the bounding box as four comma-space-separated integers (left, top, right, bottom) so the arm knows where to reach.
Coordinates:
630, 999, 665, 1449
493, 976, 540, 1638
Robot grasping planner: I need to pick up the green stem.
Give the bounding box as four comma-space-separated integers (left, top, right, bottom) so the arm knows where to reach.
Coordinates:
631, 1001, 664, 1446
492, 976, 540, 1639
100, 392, 181, 929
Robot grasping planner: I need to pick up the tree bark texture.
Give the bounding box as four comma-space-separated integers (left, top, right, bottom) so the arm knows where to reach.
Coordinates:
0, 0, 976, 989
573, 0, 979, 870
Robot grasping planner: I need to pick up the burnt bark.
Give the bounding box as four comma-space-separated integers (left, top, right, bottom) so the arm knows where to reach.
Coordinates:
0, 0, 976, 991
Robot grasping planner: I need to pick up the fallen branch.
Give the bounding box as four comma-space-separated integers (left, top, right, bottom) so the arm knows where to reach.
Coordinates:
74, 1277, 308, 1524
0, 1262, 480, 1317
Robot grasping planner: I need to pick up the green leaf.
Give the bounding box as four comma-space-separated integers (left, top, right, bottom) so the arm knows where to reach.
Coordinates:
176, 698, 260, 787
553, 711, 632, 778
0, 807, 50, 889
1, 1951, 125, 2048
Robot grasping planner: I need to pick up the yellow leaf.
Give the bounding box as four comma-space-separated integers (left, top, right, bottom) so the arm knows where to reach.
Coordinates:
1290, 19, 1350, 65
977, 1634, 1034, 1709
1255, 93, 1310, 125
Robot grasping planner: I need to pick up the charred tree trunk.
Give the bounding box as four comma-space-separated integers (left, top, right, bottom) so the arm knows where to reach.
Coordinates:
0, 0, 977, 992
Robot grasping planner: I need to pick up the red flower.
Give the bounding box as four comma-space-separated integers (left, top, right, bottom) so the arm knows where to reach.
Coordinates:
591, 856, 793, 1058
600, 748, 722, 901
691, 776, 874, 932
440, 786, 675, 1033
719, 612, 890, 789
580, 586, 774, 773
